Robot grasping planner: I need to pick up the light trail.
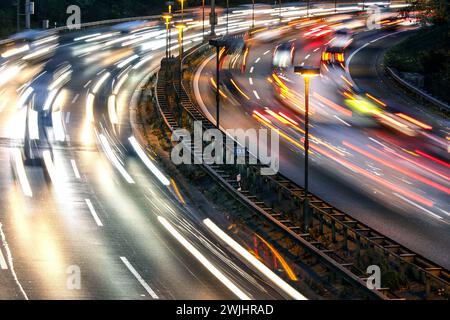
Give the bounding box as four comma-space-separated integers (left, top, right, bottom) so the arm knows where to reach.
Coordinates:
158, 216, 251, 300
204, 219, 307, 300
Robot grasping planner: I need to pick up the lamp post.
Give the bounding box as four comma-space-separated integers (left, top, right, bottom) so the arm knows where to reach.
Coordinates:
202, 0, 205, 40
162, 13, 173, 59
294, 65, 320, 231
252, 0, 255, 29
209, 38, 227, 128
179, 0, 185, 56
279, 0, 282, 23
226, 0, 229, 35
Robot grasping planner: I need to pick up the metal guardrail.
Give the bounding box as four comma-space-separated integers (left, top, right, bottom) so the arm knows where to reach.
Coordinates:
385, 66, 450, 113
152, 31, 450, 299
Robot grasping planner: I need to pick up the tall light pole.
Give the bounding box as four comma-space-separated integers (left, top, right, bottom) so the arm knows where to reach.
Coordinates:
306, 0, 309, 18
210, 0, 216, 36
209, 38, 227, 128
279, 0, 282, 23
162, 13, 173, 59
179, 0, 185, 56
252, 0, 255, 29
294, 65, 320, 232
226, 0, 229, 35
202, 0, 205, 40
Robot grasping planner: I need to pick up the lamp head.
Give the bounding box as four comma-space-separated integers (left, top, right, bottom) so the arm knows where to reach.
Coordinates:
294, 66, 320, 78
175, 23, 186, 30
209, 38, 227, 48
162, 13, 173, 20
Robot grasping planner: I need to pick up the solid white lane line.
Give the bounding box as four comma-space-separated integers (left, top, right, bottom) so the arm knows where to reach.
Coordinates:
334, 115, 351, 127
71, 93, 80, 104
120, 256, 159, 299
71, 159, 81, 179
0, 223, 28, 299
0, 249, 7, 270
394, 193, 443, 221
253, 90, 260, 100
84, 199, 103, 227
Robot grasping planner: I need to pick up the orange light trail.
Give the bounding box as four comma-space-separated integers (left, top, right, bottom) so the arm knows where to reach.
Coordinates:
255, 234, 298, 281
366, 93, 387, 107
210, 78, 227, 98
278, 112, 299, 125
266, 109, 289, 124
253, 110, 272, 123
230, 78, 250, 100
395, 113, 432, 130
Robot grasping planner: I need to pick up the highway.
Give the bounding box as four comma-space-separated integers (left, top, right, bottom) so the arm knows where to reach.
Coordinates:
193, 20, 450, 269
0, 8, 315, 300
0, 2, 448, 300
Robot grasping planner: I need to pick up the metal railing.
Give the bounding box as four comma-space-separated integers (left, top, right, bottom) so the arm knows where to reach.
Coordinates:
386, 66, 450, 113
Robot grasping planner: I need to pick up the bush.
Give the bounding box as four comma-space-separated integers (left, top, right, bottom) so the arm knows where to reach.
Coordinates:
385, 25, 450, 103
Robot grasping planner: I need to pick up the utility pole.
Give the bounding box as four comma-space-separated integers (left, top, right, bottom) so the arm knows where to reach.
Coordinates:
25, 0, 31, 29
210, 0, 216, 36
16, 0, 20, 32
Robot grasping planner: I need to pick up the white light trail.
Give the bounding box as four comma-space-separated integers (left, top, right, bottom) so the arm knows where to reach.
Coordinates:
158, 216, 250, 300
128, 136, 170, 186
204, 218, 308, 300
13, 149, 32, 197
99, 134, 135, 184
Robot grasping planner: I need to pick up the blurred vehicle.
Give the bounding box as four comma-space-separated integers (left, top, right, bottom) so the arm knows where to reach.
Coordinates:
321, 29, 354, 65
321, 45, 346, 65
304, 24, 333, 39
1, 29, 58, 63
379, 15, 403, 30
251, 27, 284, 43
111, 20, 159, 34
272, 42, 295, 69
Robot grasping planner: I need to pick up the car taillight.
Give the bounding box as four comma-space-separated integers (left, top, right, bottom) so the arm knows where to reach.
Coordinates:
335, 53, 344, 62
322, 52, 331, 61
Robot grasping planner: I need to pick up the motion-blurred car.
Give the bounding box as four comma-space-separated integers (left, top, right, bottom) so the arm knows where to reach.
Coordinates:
272, 42, 296, 69
1, 29, 58, 63
304, 24, 333, 39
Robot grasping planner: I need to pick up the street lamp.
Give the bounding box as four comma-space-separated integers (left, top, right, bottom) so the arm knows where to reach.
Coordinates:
252, 0, 255, 29
294, 65, 320, 231
202, 0, 205, 40
306, 0, 310, 18
278, 0, 282, 23
209, 38, 227, 128
179, 0, 185, 55
162, 13, 173, 59
226, 0, 229, 35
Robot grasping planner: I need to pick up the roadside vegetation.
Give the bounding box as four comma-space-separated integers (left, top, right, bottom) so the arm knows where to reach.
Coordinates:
384, 1, 449, 103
